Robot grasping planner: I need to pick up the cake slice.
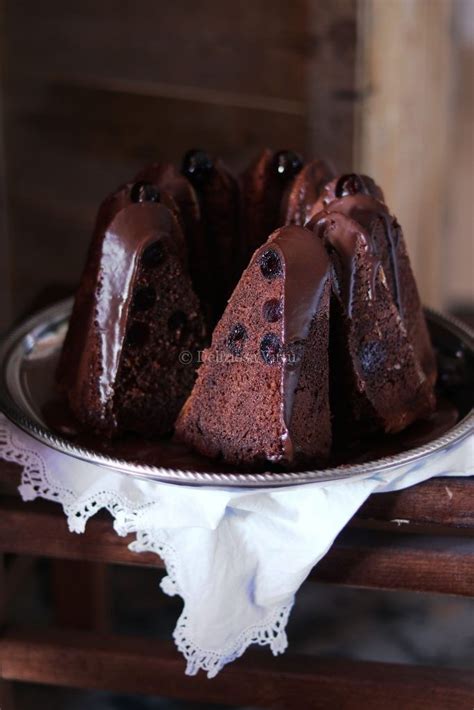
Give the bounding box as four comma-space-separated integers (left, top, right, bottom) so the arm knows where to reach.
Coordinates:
309, 174, 437, 387
310, 210, 435, 436
240, 149, 304, 261
175, 225, 332, 468
57, 183, 206, 438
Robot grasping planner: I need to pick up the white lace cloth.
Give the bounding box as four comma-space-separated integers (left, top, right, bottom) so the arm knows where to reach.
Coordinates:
0, 413, 472, 677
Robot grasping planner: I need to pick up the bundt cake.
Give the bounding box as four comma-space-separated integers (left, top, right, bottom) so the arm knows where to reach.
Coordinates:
59, 150, 437, 467
175, 226, 332, 467
57, 181, 207, 438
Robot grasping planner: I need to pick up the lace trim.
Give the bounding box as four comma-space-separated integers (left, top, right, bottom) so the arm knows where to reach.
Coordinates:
0, 416, 292, 677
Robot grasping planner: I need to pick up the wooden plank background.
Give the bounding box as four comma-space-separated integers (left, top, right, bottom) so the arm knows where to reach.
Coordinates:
355, 0, 453, 309
0, 0, 471, 324
1, 0, 357, 318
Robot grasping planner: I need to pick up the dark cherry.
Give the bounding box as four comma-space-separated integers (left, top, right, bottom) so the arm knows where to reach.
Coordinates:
262, 298, 283, 323
126, 322, 149, 348
141, 240, 165, 268
130, 181, 160, 203
335, 173, 367, 198
259, 249, 283, 280
181, 149, 214, 186
260, 333, 282, 365
226, 323, 248, 356
132, 286, 156, 312
273, 150, 303, 180
168, 311, 188, 336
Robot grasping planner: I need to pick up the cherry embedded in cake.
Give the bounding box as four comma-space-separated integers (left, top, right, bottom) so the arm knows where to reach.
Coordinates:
57, 182, 207, 438
175, 225, 332, 468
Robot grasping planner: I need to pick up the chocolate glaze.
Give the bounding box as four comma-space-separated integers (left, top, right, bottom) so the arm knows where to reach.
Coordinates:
317, 194, 403, 317
281, 159, 335, 227
61, 201, 185, 430
311, 211, 380, 317
240, 149, 303, 261
134, 162, 201, 226
311, 209, 435, 434
267, 227, 331, 460
312, 174, 384, 214
308, 182, 437, 387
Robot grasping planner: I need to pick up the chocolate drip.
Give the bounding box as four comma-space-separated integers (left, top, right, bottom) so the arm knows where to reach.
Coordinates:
73, 203, 182, 423
311, 212, 380, 318
315, 194, 403, 319
268, 227, 331, 459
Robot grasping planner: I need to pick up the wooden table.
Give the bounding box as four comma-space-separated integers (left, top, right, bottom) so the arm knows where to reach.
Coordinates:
0, 458, 473, 709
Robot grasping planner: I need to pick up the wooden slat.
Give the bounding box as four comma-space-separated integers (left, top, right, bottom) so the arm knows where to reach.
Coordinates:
4, 0, 358, 317
356, 477, 474, 531
0, 627, 472, 709
50, 559, 109, 632
314, 528, 474, 596
0, 496, 472, 596
355, 0, 453, 308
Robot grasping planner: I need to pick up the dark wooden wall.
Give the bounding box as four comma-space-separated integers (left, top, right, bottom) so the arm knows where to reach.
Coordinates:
2, 0, 357, 318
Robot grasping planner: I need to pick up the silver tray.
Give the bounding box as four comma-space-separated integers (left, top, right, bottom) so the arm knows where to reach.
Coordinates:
0, 298, 472, 487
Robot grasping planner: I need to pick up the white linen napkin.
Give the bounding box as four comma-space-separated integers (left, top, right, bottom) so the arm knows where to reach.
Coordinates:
0, 413, 472, 677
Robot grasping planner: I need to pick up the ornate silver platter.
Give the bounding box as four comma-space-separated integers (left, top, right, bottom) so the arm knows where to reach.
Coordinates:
0, 298, 472, 487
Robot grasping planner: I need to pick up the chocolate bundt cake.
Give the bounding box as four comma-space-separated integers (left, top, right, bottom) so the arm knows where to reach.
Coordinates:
59, 150, 437, 466
175, 226, 332, 467
57, 182, 206, 438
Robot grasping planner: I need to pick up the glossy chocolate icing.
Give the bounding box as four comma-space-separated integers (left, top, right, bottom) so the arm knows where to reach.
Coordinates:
317, 194, 402, 316
268, 227, 331, 460
61, 201, 185, 430
281, 159, 335, 226
310, 211, 380, 317
312, 174, 384, 214
308, 179, 437, 386
135, 162, 201, 224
